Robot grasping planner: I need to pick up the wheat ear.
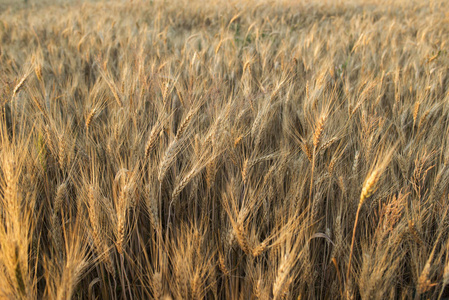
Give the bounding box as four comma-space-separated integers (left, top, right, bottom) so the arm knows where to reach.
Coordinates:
145, 122, 162, 159
175, 108, 196, 139
85, 108, 96, 132
347, 169, 381, 284
12, 71, 30, 99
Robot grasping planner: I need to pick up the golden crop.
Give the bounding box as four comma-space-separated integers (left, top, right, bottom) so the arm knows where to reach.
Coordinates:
0, 0, 448, 298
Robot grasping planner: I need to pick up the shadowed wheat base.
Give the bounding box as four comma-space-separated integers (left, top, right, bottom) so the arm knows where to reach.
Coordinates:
1, 0, 449, 298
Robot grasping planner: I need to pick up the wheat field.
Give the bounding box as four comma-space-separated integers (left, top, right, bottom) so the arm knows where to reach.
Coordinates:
1, 0, 449, 299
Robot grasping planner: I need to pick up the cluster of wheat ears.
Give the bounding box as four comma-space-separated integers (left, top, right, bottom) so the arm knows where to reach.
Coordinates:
1, 0, 449, 298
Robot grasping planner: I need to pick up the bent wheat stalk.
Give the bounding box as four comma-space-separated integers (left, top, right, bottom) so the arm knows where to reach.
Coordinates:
346, 168, 380, 285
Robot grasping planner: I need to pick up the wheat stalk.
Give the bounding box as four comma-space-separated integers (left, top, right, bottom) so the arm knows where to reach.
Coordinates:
11, 71, 30, 99
85, 108, 96, 132
272, 253, 293, 300
145, 122, 163, 159
172, 166, 202, 199
175, 108, 197, 140
313, 114, 326, 149
158, 138, 182, 182
347, 168, 382, 284
52, 183, 67, 255
413, 101, 420, 126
